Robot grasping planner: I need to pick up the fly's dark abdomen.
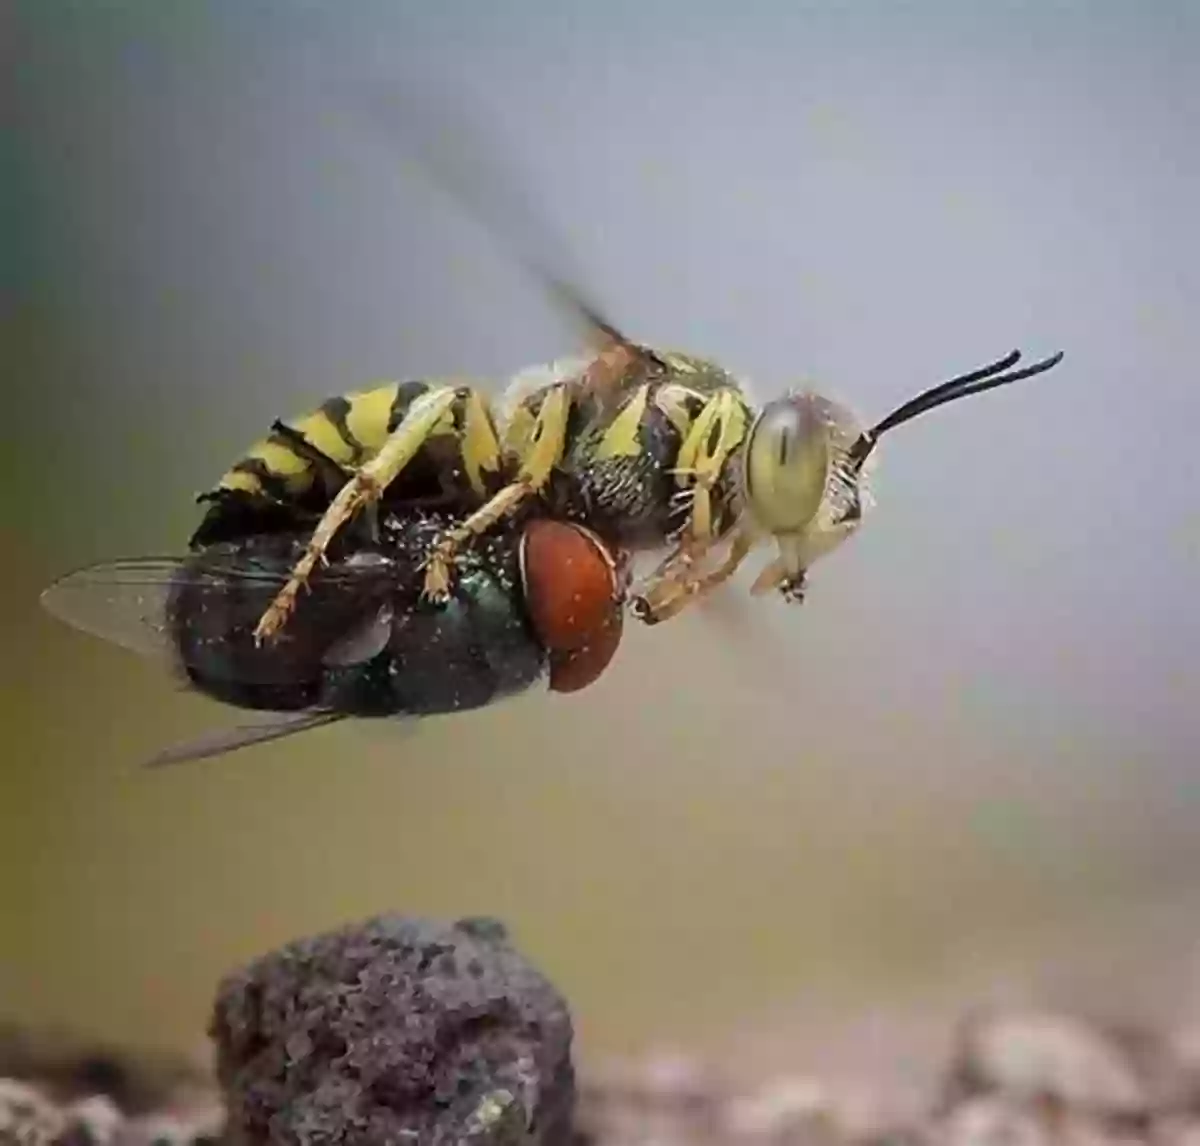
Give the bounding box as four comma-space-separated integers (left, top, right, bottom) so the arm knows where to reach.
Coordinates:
166, 533, 394, 712
165, 511, 549, 721
327, 567, 547, 718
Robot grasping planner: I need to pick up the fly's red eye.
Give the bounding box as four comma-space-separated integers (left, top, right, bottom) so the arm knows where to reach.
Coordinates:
519, 518, 625, 693
547, 617, 622, 693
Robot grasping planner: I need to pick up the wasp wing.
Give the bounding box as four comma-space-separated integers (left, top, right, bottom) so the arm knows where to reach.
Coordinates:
349, 76, 653, 401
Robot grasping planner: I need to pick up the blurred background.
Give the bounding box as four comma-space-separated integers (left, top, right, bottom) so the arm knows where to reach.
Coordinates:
4, 0, 1200, 1079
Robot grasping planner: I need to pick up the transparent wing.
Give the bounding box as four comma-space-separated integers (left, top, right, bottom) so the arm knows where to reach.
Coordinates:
346, 75, 654, 387
43, 552, 428, 769
143, 711, 348, 769
40, 551, 401, 671
41, 556, 195, 661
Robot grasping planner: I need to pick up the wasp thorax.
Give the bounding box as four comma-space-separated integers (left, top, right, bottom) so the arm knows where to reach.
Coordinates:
741, 393, 845, 536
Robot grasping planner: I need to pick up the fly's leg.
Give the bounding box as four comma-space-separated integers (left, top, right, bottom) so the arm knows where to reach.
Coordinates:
631, 529, 755, 625
421, 382, 574, 601
253, 385, 472, 643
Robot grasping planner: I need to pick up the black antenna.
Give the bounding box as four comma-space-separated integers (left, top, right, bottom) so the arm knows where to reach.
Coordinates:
847, 348, 1065, 470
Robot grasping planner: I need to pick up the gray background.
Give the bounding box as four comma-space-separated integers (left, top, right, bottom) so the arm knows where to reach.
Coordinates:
4, 0, 1200, 1065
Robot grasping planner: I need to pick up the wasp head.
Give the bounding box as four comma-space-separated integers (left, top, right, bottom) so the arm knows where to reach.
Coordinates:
738, 348, 1066, 583
739, 390, 871, 569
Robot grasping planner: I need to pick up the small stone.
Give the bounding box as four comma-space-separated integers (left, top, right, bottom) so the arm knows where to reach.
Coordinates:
209, 914, 575, 1145
937, 1096, 1051, 1146
0, 1080, 67, 1146
723, 1077, 838, 1142
949, 1011, 1148, 1118
61, 1096, 123, 1146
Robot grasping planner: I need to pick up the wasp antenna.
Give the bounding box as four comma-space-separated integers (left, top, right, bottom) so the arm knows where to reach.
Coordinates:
848, 348, 1065, 468
871, 349, 1023, 437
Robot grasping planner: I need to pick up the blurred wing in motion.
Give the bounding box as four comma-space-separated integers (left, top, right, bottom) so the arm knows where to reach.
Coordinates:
345, 75, 659, 395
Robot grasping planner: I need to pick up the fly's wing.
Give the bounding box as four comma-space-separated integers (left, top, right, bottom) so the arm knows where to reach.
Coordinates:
143, 711, 349, 769
348, 77, 655, 402
41, 551, 415, 769
40, 549, 402, 679
40, 556, 186, 662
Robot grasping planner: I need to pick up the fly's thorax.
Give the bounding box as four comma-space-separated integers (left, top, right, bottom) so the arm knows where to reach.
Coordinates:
738, 389, 871, 563
331, 511, 548, 717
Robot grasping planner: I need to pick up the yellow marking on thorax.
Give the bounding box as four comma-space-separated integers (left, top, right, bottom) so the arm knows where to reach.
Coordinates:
676, 391, 750, 484
460, 390, 504, 495
654, 382, 714, 438
594, 384, 652, 460
502, 402, 539, 459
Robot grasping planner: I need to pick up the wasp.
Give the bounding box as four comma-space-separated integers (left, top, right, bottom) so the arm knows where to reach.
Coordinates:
40, 505, 626, 767
208, 89, 1067, 647
226, 333, 1064, 647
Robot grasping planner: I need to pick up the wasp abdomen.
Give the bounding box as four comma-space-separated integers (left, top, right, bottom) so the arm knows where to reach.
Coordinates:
190, 379, 507, 550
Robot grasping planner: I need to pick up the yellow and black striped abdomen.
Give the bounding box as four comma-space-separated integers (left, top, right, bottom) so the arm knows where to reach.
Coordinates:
190, 379, 505, 549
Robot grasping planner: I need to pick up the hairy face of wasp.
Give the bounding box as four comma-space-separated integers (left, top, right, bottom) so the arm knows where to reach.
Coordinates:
735, 347, 1068, 579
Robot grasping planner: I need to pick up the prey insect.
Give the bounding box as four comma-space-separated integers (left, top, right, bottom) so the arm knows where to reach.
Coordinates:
40, 506, 627, 767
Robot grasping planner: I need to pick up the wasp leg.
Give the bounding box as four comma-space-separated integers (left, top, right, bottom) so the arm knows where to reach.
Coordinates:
420, 382, 574, 601
631, 529, 755, 625
253, 386, 469, 643
673, 388, 750, 544
749, 537, 809, 603
622, 389, 749, 625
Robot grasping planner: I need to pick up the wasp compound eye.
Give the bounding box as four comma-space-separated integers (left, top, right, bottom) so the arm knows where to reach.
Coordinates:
518, 519, 625, 694
743, 394, 837, 535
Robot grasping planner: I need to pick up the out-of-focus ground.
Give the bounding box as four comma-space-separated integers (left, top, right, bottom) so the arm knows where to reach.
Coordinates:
8, 905, 1200, 1144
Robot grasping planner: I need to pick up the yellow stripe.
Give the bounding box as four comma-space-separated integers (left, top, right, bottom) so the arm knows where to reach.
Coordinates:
344, 385, 403, 453
594, 384, 652, 460
460, 390, 503, 495
217, 471, 264, 494
294, 412, 356, 465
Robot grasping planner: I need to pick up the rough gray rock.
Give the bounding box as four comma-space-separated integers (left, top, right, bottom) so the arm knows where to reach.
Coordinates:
208, 915, 576, 1146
